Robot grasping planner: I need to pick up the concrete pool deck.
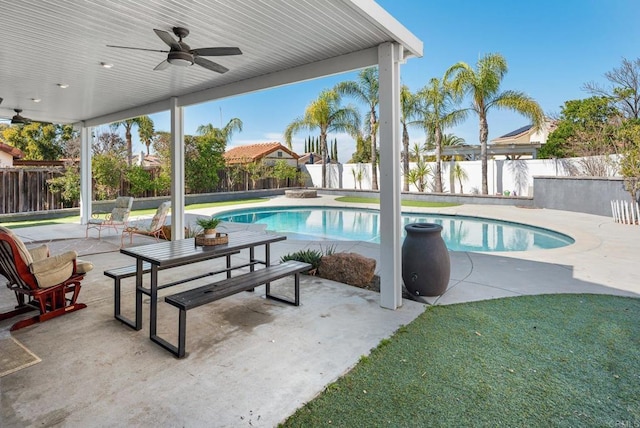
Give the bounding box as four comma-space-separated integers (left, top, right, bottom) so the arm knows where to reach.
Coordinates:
1, 194, 639, 426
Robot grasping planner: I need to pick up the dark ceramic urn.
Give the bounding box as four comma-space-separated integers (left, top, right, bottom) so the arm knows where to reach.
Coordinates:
402, 223, 451, 296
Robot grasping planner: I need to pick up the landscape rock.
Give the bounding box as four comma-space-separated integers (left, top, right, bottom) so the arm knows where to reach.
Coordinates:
318, 252, 376, 287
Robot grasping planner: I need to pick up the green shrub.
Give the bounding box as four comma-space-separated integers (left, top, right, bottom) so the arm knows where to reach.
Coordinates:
280, 249, 323, 273
280, 246, 338, 274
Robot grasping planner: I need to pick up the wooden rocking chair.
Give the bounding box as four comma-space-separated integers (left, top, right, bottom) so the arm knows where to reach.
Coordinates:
0, 226, 94, 331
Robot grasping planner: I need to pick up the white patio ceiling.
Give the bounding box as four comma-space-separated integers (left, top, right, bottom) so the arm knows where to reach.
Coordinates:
0, 0, 422, 126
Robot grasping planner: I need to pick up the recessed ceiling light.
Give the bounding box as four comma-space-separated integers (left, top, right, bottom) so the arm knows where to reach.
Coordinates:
100, 62, 113, 69
31, 98, 41, 103
57, 83, 69, 89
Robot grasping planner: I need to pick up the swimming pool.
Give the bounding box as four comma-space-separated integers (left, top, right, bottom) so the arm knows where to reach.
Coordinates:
217, 206, 574, 252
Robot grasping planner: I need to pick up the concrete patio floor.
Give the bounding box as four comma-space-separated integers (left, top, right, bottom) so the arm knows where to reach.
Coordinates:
1, 195, 639, 427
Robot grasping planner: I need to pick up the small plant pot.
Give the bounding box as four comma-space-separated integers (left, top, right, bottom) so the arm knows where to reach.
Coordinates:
203, 228, 218, 238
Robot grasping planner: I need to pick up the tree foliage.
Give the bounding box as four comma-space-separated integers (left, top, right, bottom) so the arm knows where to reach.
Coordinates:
285, 89, 360, 187
335, 67, 379, 189
271, 160, 299, 188
92, 152, 127, 200
245, 161, 267, 190
184, 118, 242, 193
348, 130, 370, 164
539, 97, 620, 159
1, 123, 77, 160
110, 116, 154, 165
617, 119, 640, 200
185, 134, 225, 193
46, 164, 80, 207
420, 76, 467, 192
584, 57, 640, 120
93, 132, 126, 156
400, 85, 424, 191
125, 165, 156, 197
445, 53, 544, 194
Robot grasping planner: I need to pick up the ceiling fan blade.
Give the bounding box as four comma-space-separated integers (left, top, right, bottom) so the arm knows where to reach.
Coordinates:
154, 60, 170, 71
194, 57, 229, 74
107, 45, 169, 53
192, 47, 242, 56
153, 29, 181, 50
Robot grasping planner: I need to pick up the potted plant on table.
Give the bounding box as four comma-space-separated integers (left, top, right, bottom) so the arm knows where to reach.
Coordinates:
196, 216, 221, 238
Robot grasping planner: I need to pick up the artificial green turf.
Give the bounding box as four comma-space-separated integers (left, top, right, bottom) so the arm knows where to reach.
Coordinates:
282, 294, 640, 427
335, 196, 459, 208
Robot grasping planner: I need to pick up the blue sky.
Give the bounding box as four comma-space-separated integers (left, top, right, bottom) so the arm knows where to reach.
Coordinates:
122, 0, 640, 162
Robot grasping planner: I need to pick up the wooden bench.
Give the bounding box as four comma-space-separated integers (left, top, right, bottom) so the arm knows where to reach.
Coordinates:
163, 260, 312, 358
105, 251, 241, 329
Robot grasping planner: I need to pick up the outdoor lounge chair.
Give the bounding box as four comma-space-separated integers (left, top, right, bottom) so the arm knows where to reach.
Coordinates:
121, 201, 171, 247
0, 226, 94, 331
86, 196, 134, 238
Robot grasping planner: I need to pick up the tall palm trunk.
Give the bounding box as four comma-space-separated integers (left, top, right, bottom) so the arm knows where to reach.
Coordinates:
320, 129, 328, 188
370, 109, 378, 191
125, 125, 133, 166
434, 126, 443, 192
402, 125, 410, 192
479, 115, 489, 194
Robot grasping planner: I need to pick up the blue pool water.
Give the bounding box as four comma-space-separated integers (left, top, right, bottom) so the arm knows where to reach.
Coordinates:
217, 206, 574, 252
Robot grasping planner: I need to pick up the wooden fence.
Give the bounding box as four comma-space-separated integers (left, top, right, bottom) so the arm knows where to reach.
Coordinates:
1, 168, 65, 214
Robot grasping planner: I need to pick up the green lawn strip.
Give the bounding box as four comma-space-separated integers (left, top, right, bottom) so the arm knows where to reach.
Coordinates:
282, 294, 640, 427
1, 198, 268, 229
1, 216, 81, 229
335, 196, 459, 208
185, 198, 268, 210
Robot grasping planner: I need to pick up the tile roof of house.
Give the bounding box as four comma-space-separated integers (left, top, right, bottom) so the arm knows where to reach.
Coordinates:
223, 142, 299, 164
0, 142, 24, 159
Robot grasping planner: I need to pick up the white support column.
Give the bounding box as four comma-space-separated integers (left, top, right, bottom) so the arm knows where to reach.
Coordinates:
170, 97, 185, 240
79, 125, 92, 224
378, 42, 403, 309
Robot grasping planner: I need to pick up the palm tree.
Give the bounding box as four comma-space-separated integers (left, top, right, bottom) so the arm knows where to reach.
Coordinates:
445, 53, 544, 194
400, 85, 424, 191
409, 142, 426, 162
284, 89, 360, 187
335, 67, 379, 190
452, 162, 469, 194
419, 77, 466, 193
440, 133, 466, 161
196, 117, 243, 142
110, 116, 154, 165
407, 159, 431, 192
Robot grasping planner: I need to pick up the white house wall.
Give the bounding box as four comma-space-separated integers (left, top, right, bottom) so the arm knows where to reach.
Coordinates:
263, 150, 297, 167
0, 152, 13, 167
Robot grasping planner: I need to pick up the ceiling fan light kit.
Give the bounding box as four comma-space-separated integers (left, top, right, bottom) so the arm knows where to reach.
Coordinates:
167, 51, 194, 66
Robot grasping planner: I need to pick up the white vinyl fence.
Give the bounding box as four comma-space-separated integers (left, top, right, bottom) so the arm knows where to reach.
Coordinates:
611, 200, 640, 225
302, 156, 607, 196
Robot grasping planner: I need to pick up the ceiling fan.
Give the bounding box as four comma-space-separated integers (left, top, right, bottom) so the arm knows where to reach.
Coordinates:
10, 109, 31, 125
107, 27, 242, 73
6, 109, 51, 125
